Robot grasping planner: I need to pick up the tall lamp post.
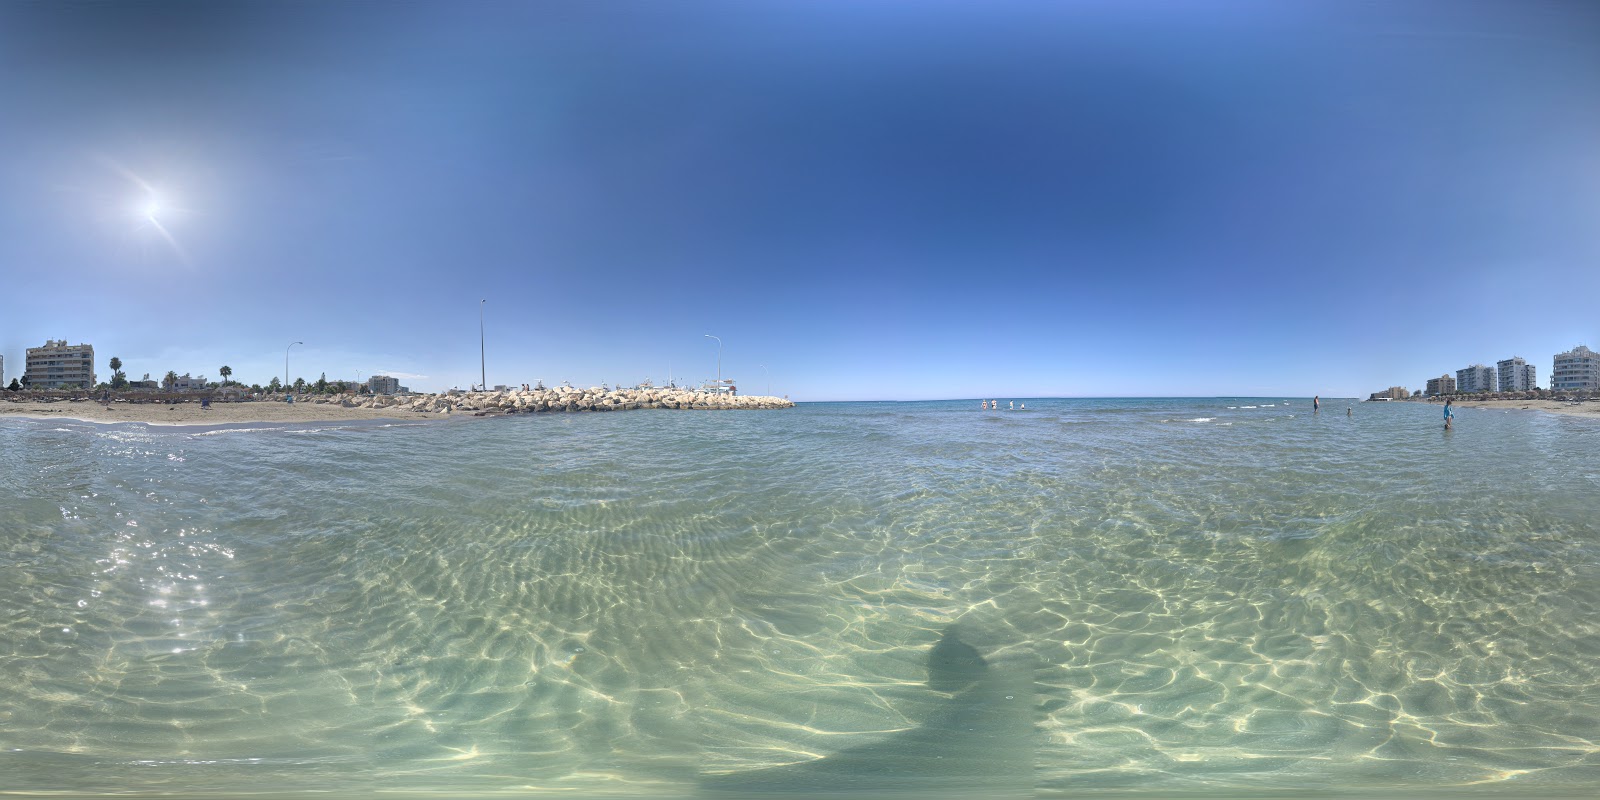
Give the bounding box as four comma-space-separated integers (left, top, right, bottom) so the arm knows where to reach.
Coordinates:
759, 363, 770, 396
704, 334, 722, 384
286, 341, 302, 393
479, 299, 487, 392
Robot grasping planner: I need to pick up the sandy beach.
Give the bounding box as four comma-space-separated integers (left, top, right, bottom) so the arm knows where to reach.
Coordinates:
0, 399, 419, 426
1433, 397, 1600, 418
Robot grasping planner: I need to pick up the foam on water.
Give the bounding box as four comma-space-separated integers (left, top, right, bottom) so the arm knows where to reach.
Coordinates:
3, 400, 1600, 798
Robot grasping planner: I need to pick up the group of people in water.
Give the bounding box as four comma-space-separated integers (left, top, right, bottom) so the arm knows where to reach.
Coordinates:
980, 400, 1024, 410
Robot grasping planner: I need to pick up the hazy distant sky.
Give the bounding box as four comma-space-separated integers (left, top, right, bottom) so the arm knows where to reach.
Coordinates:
2, 1, 1596, 399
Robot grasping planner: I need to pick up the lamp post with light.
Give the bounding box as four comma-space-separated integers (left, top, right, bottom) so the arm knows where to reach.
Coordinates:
704, 334, 722, 385
286, 341, 302, 393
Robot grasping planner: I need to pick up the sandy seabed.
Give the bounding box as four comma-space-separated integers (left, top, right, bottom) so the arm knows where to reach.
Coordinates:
0, 399, 423, 426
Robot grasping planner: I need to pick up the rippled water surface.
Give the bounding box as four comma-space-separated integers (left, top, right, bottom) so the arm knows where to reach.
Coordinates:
4, 399, 1600, 797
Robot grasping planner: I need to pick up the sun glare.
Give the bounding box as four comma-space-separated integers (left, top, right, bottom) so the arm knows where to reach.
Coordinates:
124, 183, 189, 263
139, 193, 163, 223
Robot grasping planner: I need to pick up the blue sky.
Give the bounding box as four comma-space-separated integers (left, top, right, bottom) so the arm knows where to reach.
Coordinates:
1, 1, 1596, 400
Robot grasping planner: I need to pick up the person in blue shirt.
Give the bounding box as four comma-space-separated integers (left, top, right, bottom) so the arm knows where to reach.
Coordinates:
1443, 398, 1454, 430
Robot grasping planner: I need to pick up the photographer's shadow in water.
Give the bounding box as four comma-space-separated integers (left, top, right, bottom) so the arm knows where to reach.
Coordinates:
699, 626, 1035, 798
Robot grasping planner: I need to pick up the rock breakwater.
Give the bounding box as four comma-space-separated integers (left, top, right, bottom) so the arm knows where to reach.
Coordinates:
307, 387, 794, 415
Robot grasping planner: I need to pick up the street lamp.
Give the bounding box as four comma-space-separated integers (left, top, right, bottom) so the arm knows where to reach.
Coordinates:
286, 341, 302, 392
704, 334, 722, 383
479, 299, 487, 392
759, 363, 770, 396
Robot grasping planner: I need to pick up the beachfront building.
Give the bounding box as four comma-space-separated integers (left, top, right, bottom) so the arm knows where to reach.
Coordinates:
368, 375, 401, 395
1552, 345, 1600, 391
1368, 386, 1409, 401
1455, 364, 1496, 394
1497, 357, 1536, 392
1425, 374, 1456, 396
24, 340, 95, 389
164, 373, 208, 391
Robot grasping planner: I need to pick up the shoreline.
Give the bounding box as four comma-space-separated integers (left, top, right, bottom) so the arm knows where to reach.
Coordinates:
1412, 397, 1600, 418
0, 400, 423, 426
0, 386, 794, 426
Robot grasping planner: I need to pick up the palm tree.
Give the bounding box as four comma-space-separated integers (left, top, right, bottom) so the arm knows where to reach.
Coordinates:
164, 371, 179, 390
293, 377, 307, 393
108, 357, 127, 389
109, 356, 122, 374
219, 365, 232, 386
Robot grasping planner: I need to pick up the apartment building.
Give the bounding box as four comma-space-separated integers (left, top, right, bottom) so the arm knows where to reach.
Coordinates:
368, 375, 401, 395
1426, 374, 1456, 396
1497, 357, 1536, 392
1552, 345, 1600, 391
1455, 364, 1495, 394
24, 340, 96, 389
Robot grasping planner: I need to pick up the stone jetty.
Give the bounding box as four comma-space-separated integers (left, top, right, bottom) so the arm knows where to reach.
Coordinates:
311, 386, 794, 415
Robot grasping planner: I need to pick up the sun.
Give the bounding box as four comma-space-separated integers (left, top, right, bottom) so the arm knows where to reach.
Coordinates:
129, 187, 189, 262
98, 156, 195, 264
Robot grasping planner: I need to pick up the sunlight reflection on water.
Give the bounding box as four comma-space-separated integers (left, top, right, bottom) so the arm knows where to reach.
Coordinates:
2, 400, 1598, 797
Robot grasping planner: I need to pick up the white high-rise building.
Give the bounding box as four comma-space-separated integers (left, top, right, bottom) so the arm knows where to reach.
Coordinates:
25, 340, 96, 389
1455, 364, 1496, 393
1552, 345, 1600, 391
368, 375, 400, 395
1497, 357, 1536, 392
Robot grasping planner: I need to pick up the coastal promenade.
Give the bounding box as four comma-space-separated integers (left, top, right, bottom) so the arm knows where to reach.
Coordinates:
0, 386, 794, 425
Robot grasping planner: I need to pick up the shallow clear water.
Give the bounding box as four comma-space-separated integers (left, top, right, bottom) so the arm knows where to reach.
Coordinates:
3, 399, 1599, 797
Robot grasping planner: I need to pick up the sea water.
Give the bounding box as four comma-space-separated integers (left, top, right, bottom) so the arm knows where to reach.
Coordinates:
3, 399, 1599, 797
